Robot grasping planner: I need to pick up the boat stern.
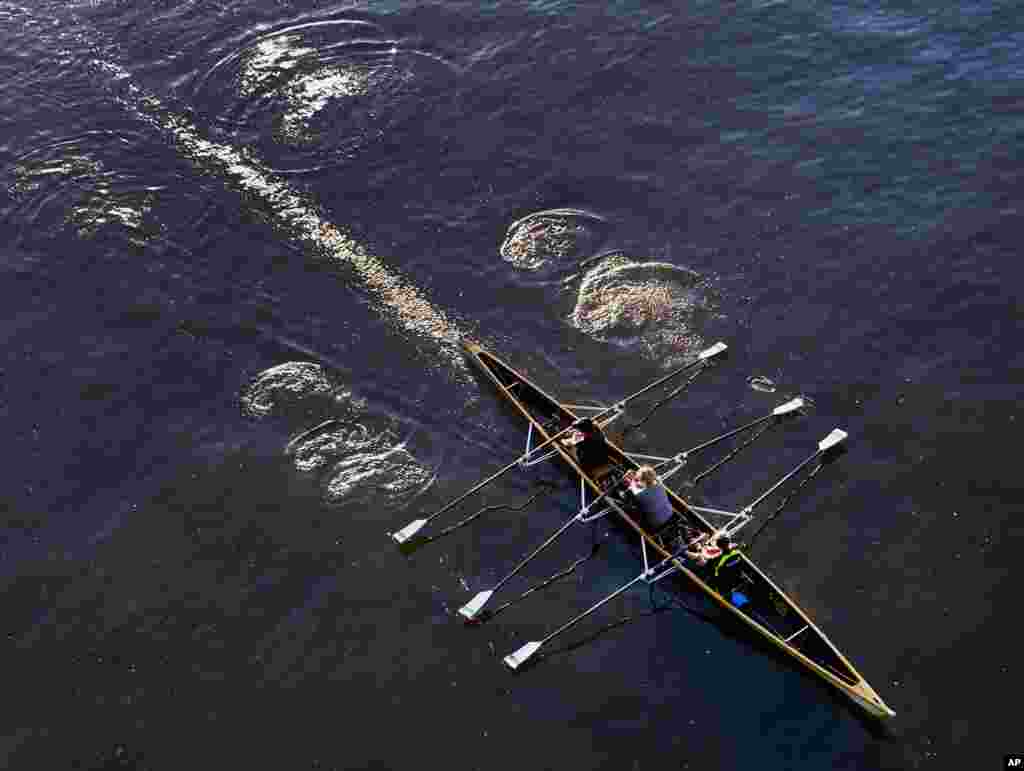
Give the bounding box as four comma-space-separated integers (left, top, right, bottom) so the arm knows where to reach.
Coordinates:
849, 679, 896, 719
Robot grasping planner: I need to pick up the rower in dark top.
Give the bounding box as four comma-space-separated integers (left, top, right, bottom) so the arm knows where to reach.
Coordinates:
684, 534, 737, 571
573, 418, 611, 476
623, 465, 674, 534
710, 536, 743, 587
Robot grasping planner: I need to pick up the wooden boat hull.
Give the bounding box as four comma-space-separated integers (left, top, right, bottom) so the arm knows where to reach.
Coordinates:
463, 340, 894, 719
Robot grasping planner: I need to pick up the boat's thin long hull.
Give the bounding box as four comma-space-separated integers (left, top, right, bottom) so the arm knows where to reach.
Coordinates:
463, 340, 894, 719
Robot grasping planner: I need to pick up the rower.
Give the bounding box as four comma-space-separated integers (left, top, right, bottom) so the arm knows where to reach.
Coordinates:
683, 533, 733, 566
710, 536, 743, 587
623, 465, 674, 534
572, 418, 613, 479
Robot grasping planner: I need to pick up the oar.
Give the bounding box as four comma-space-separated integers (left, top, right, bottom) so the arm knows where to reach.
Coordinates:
391, 421, 583, 544
621, 340, 727, 404
397, 485, 556, 556
685, 397, 805, 486
744, 448, 839, 554
743, 428, 847, 515
623, 397, 804, 472
712, 428, 848, 540
392, 340, 728, 544
460, 503, 604, 620
620, 341, 730, 436
619, 397, 805, 487
468, 544, 601, 623
681, 397, 804, 458
503, 545, 688, 669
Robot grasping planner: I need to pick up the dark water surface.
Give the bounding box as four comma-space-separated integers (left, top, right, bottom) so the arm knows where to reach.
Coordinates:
2, 0, 1021, 768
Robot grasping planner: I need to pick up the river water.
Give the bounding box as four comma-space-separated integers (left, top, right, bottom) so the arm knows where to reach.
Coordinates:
1, 1, 1020, 768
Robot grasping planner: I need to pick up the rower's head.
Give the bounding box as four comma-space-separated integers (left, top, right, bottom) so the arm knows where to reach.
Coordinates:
716, 536, 733, 552
636, 466, 658, 486
578, 418, 598, 435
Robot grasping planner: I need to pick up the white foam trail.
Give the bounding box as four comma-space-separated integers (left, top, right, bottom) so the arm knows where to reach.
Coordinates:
90, 58, 469, 375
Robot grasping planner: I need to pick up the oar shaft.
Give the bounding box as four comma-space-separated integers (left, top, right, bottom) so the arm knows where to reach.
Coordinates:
682, 412, 773, 457
492, 513, 579, 594
745, 450, 820, 513
422, 423, 582, 526
617, 351, 715, 408
539, 572, 648, 646
539, 549, 683, 646
645, 401, 801, 479
488, 550, 596, 619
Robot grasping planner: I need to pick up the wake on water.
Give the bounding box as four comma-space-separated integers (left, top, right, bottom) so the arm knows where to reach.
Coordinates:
19, 1, 473, 377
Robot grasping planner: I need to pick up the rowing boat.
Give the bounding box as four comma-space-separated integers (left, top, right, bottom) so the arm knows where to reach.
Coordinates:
397, 339, 894, 719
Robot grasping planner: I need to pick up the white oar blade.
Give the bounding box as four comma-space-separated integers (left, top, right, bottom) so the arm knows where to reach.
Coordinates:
392, 519, 427, 544
504, 641, 542, 670
698, 341, 728, 360
818, 428, 848, 452
772, 397, 805, 416
458, 590, 494, 620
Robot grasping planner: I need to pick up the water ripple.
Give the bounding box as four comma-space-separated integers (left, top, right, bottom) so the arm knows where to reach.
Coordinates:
240, 361, 358, 420
4, 130, 167, 248
89, 57, 469, 375
323, 445, 433, 510
499, 208, 609, 273
243, 360, 432, 511
288, 420, 387, 473
192, 18, 459, 174
569, 252, 719, 366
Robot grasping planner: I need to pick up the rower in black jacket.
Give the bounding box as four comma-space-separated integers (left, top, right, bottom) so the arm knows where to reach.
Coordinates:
573, 418, 611, 476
